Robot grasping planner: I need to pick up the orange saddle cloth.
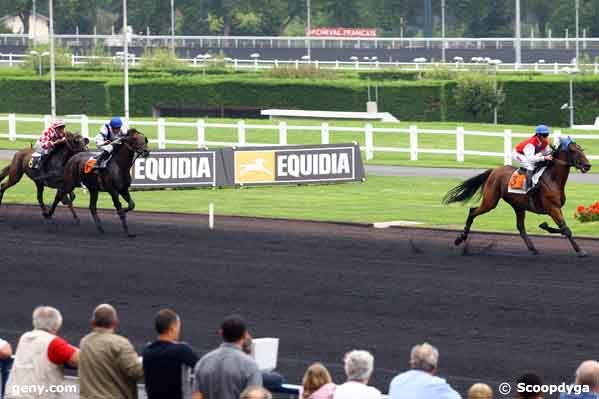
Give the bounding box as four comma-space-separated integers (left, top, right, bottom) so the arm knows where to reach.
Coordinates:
84, 158, 97, 174
509, 171, 526, 190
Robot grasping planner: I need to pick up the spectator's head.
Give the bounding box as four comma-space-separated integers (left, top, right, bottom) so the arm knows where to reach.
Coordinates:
343, 350, 374, 384
468, 383, 493, 399
239, 386, 272, 399
92, 304, 118, 330
155, 309, 180, 341
410, 343, 439, 374
32, 306, 63, 334
575, 361, 599, 392
302, 363, 333, 399
516, 373, 543, 399
220, 314, 248, 345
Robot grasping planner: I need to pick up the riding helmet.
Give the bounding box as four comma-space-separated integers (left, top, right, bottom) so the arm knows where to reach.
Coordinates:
110, 117, 123, 129
535, 124, 550, 136
51, 119, 66, 129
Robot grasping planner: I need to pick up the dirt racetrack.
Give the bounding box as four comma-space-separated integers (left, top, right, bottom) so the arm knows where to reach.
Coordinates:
1, 203, 598, 396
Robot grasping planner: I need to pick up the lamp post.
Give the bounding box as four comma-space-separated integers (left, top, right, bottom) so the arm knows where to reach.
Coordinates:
575, 0, 580, 64
441, 0, 446, 63
488, 59, 502, 124
32, 0, 36, 41
170, 0, 176, 56
49, 0, 56, 118
123, 0, 129, 120
515, 0, 521, 66
30, 50, 49, 76
562, 67, 579, 127
306, 0, 311, 60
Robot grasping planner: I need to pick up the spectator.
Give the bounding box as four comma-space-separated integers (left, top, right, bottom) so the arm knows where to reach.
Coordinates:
241, 335, 285, 393
0, 339, 11, 360
142, 309, 199, 399
4, 306, 78, 399
192, 314, 262, 399
300, 363, 336, 399
239, 386, 272, 399
79, 304, 143, 399
560, 361, 599, 399
468, 383, 493, 399
388, 342, 461, 399
333, 350, 381, 399
516, 373, 543, 399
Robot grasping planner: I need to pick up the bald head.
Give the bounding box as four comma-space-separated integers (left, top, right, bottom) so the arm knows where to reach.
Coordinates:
576, 361, 599, 391
92, 304, 118, 329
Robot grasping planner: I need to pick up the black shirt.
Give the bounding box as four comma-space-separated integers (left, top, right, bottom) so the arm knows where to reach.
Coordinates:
142, 340, 199, 399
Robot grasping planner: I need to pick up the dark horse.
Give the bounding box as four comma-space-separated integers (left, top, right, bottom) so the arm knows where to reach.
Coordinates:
443, 137, 592, 257
0, 132, 89, 218
44, 129, 149, 236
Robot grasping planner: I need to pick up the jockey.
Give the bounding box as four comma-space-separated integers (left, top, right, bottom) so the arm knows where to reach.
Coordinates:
32, 119, 67, 170
513, 124, 553, 185
94, 117, 123, 169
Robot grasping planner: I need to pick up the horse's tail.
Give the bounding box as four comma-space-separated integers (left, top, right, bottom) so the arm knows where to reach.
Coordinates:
443, 169, 493, 204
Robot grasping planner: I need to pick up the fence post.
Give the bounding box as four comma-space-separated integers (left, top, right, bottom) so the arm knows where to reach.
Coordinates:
157, 118, 166, 150
196, 119, 205, 148
321, 123, 330, 145
278, 122, 287, 145
553, 129, 562, 146
365, 123, 374, 160
503, 129, 512, 165
71, 54, 75, 66
80, 115, 89, 138
409, 125, 418, 161
456, 126, 465, 162
44, 115, 52, 129
237, 120, 246, 146
8, 113, 16, 141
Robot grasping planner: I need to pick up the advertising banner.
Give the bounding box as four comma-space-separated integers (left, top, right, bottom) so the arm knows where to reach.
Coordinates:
131, 150, 220, 188
308, 28, 377, 37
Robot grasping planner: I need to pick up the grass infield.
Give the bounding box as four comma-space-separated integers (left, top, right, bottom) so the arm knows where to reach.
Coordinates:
1, 161, 597, 237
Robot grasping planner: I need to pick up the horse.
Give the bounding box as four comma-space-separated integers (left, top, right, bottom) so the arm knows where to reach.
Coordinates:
0, 132, 89, 219
443, 137, 592, 257
44, 128, 149, 237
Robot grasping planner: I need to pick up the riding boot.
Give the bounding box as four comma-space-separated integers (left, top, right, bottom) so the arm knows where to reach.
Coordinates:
94, 151, 111, 169
525, 170, 534, 189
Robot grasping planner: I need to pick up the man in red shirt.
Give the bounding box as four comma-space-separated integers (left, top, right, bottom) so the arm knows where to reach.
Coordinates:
512, 124, 554, 187
31, 119, 67, 170
5, 307, 79, 399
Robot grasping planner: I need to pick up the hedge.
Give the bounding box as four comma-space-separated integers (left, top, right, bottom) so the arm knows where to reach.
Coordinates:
2, 72, 599, 126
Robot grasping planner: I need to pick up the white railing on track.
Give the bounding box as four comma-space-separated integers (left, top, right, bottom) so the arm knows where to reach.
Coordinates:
1, 114, 598, 164
1, 52, 596, 74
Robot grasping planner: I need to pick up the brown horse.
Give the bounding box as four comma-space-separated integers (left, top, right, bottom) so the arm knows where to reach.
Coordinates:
0, 132, 89, 218
44, 129, 149, 237
443, 136, 592, 257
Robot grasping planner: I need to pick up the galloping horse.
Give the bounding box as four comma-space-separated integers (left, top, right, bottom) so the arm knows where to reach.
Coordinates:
0, 132, 89, 218
44, 129, 149, 237
443, 137, 592, 257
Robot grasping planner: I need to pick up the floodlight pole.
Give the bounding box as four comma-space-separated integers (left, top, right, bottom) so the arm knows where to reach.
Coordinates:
307, 0, 312, 60
575, 0, 580, 63
171, 0, 175, 56
441, 0, 446, 62
49, 0, 56, 118
515, 0, 521, 66
123, 0, 130, 120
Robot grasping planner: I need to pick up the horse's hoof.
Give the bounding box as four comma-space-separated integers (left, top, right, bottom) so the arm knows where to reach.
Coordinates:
72, 218, 80, 226
578, 250, 588, 258
531, 249, 539, 255
96, 227, 105, 234
454, 236, 464, 246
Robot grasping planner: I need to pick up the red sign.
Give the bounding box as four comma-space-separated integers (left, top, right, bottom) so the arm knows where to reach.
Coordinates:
308, 28, 377, 37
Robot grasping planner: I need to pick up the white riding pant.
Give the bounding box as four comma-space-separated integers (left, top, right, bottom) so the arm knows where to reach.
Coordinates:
98, 144, 114, 153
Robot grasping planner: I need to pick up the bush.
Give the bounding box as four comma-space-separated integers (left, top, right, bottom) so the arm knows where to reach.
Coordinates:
265, 66, 339, 80
575, 202, 599, 223
454, 73, 504, 120
140, 48, 185, 70
357, 70, 420, 81
24, 43, 72, 73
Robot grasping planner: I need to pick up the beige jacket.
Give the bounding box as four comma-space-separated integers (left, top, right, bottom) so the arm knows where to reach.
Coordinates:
79, 328, 143, 399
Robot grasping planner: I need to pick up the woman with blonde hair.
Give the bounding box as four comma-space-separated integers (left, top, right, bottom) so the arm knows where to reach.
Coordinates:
301, 363, 336, 399
468, 383, 493, 399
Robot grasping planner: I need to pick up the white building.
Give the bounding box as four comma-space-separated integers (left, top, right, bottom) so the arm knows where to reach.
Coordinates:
0, 14, 49, 40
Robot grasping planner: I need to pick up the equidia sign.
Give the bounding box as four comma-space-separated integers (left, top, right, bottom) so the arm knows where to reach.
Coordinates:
128, 144, 365, 189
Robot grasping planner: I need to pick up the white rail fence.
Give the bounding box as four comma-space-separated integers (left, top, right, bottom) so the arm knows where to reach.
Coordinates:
1, 114, 598, 164
1, 52, 597, 74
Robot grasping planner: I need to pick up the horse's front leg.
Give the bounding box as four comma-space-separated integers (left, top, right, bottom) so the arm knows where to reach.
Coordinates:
44, 189, 68, 219
110, 191, 134, 237
546, 207, 587, 257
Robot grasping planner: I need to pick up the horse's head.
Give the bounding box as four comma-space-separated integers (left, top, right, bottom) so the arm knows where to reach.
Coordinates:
555, 136, 592, 173
123, 128, 150, 158
64, 131, 90, 153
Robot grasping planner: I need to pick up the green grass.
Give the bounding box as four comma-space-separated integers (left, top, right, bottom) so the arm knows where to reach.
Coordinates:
2, 162, 598, 237
2, 115, 599, 169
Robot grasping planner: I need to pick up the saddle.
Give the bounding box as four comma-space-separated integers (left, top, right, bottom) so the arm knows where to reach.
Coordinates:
508, 167, 547, 194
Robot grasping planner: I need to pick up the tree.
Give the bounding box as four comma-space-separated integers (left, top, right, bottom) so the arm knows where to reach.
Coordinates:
454, 73, 504, 120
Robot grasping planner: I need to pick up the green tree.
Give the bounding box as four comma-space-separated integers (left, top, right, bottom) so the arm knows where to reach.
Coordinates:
454, 73, 504, 120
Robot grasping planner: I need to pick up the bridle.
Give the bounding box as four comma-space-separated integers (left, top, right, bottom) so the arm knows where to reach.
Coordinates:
122, 133, 149, 162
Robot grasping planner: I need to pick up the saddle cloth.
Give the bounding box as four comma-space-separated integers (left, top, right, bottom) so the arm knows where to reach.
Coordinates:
508, 166, 547, 194
84, 157, 97, 174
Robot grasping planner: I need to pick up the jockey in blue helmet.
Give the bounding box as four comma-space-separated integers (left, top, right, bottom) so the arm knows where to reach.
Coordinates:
513, 124, 553, 186
94, 117, 123, 169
